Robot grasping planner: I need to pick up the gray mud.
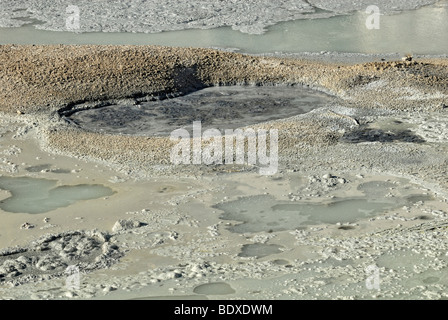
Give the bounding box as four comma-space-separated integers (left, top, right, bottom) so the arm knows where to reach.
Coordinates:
214, 177, 436, 233
193, 282, 235, 295
0, 230, 122, 287
67, 85, 336, 136
238, 243, 284, 258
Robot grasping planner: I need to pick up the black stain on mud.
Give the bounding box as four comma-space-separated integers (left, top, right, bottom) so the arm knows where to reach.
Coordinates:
338, 225, 355, 230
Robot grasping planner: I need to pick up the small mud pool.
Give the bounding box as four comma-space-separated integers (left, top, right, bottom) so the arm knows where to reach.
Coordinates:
214, 180, 433, 233
0, 176, 114, 214
193, 282, 236, 295
238, 243, 283, 258
67, 85, 335, 136
215, 195, 400, 233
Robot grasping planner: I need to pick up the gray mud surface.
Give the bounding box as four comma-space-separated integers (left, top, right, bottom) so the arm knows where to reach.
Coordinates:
67, 85, 337, 136
0, 230, 122, 287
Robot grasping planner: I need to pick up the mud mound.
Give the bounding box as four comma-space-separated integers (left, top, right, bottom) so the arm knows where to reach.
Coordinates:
0, 230, 122, 286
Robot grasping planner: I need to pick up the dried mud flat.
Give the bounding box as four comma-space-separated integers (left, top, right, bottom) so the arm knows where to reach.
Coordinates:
0, 45, 448, 299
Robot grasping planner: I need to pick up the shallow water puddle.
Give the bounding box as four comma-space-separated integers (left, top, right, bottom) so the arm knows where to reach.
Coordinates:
68, 85, 335, 136
0, 176, 114, 214
214, 195, 400, 233
214, 181, 432, 233
238, 243, 284, 258
193, 282, 235, 295
1, 2, 447, 54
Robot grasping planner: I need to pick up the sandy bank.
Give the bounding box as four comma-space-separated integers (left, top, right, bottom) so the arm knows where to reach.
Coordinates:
0, 45, 446, 184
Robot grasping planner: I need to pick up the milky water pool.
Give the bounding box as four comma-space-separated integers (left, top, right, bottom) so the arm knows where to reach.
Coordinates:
214, 180, 433, 233
0, 176, 114, 214
215, 195, 398, 233
238, 243, 284, 258
1, 2, 447, 54
193, 282, 236, 295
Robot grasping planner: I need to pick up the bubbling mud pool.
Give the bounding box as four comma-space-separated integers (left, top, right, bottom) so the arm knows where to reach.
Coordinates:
0, 176, 114, 214
67, 85, 336, 136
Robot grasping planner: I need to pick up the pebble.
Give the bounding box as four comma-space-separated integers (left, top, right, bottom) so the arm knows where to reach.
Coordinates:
103, 285, 117, 293
112, 219, 144, 232
20, 222, 34, 230
64, 291, 77, 298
